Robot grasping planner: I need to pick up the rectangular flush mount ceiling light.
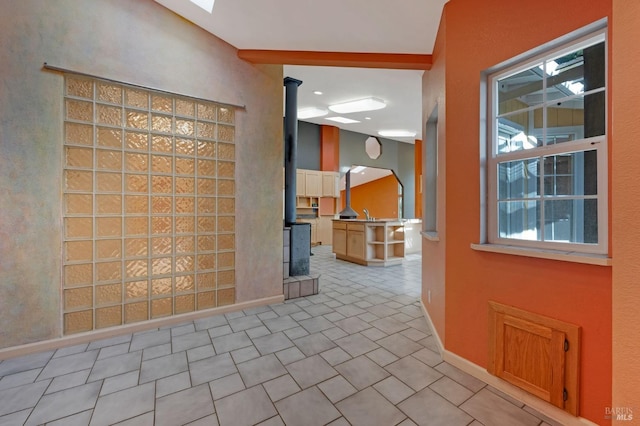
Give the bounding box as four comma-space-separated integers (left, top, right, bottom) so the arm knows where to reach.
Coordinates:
298, 107, 328, 119
190, 0, 215, 13
328, 97, 386, 114
326, 117, 360, 124
378, 130, 416, 137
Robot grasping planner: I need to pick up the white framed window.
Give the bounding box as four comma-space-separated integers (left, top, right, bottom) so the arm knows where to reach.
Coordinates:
487, 28, 607, 255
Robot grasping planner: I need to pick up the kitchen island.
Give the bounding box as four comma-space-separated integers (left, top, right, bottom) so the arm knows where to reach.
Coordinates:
332, 219, 405, 266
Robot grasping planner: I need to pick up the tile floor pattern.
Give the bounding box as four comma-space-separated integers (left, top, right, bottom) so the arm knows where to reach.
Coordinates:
0, 246, 561, 426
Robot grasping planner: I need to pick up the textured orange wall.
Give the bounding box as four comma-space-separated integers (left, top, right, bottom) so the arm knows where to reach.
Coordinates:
340, 175, 399, 220
612, 0, 640, 417
425, 0, 613, 423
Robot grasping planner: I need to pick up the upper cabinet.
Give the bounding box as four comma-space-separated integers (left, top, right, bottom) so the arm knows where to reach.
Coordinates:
304, 170, 322, 197
322, 172, 339, 197
297, 169, 337, 198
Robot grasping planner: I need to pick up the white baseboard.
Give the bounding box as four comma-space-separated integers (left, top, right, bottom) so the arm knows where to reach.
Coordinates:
419, 300, 598, 426
0, 295, 284, 361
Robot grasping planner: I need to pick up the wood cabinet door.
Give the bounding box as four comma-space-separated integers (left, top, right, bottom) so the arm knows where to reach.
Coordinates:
322, 172, 338, 197
333, 229, 346, 255
296, 170, 305, 196
305, 171, 322, 197
346, 231, 365, 260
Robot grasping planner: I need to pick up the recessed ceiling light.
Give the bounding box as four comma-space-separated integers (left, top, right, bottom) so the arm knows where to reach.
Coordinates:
329, 97, 386, 114
378, 130, 417, 138
298, 107, 328, 119
313, 91, 323, 95
326, 117, 360, 124
364, 117, 371, 120
190, 0, 215, 13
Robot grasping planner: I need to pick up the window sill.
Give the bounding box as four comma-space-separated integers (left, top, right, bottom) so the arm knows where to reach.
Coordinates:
422, 231, 440, 242
470, 243, 612, 266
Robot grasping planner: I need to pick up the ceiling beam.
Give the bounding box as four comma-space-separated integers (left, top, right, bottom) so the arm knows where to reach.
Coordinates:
237, 50, 432, 70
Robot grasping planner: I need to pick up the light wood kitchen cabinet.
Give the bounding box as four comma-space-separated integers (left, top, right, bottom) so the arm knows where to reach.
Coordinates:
332, 219, 405, 266
305, 170, 322, 197
322, 172, 339, 197
332, 221, 346, 255
346, 222, 365, 260
296, 170, 305, 196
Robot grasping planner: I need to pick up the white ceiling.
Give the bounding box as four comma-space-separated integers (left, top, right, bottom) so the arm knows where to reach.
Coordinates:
153, 0, 448, 142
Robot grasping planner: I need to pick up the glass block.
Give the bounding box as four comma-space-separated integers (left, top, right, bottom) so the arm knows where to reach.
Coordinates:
175, 294, 195, 314
198, 159, 216, 177
152, 196, 172, 214
217, 125, 235, 143
96, 306, 122, 329
125, 238, 148, 257
126, 174, 148, 193
125, 301, 148, 323
217, 198, 235, 215
218, 108, 234, 124
64, 310, 93, 335
176, 99, 195, 117
66, 99, 93, 122
197, 291, 216, 310
197, 197, 216, 214
65, 240, 93, 262
152, 217, 172, 235
198, 216, 216, 233
65, 123, 93, 145
125, 195, 148, 214
65, 170, 93, 192
152, 278, 172, 296
66, 77, 93, 99
126, 110, 149, 130
96, 261, 122, 282
217, 234, 235, 251
175, 275, 195, 293
97, 104, 122, 127
151, 176, 172, 194
152, 236, 173, 255
65, 194, 92, 215
96, 284, 122, 306
197, 235, 215, 252
175, 177, 195, 194
96, 127, 122, 148
175, 138, 196, 156
152, 156, 173, 174
96, 149, 122, 171
218, 252, 235, 269
175, 119, 194, 136
96, 194, 122, 214
125, 153, 148, 172
196, 142, 215, 159
217, 180, 235, 196
96, 239, 122, 260
126, 259, 148, 278
175, 158, 195, 175
152, 298, 172, 318
64, 264, 92, 287
217, 288, 235, 306
176, 236, 195, 253
97, 217, 122, 237
196, 122, 216, 140
152, 95, 172, 113
97, 82, 122, 104
125, 88, 148, 109
197, 273, 216, 290
176, 255, 195, 273
64, 287, 92, 310
197, 178, 216, 195
197, 103, 216, 121
217, 161, 235, 179
125, 131, 148, 151
217, 143, 235, 160
218, 270, 235, 287
175, 217, 195, 234
197, 254, 215, 271
66, 146, 93, 168
125, 217, 148, 236
152, 114, 173, 133
175, 197, 194, 214
151, 257, 172, 275
151, 135, 173, 153
65, 217, 92, 238
126, 281, 148, 300
97, 172, 122, 192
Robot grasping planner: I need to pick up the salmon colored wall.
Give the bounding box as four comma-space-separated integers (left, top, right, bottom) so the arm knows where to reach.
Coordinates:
612, 0, 640, 417
340, 175, 399, 219
414, 140, 423, 219
425, 0, 613, 423
320, 125, 340, 172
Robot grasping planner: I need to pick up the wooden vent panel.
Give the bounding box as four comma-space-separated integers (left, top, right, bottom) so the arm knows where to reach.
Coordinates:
488, 301, 580, 416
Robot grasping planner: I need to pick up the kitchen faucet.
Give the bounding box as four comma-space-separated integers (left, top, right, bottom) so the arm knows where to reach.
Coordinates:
363, 208, 370, 221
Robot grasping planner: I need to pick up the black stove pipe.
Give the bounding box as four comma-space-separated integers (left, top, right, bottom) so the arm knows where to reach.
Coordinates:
283, 77, 303, 225
339, 170, 358, 219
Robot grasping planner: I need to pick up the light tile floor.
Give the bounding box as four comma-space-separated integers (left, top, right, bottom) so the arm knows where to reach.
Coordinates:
0, 245, 561, 426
